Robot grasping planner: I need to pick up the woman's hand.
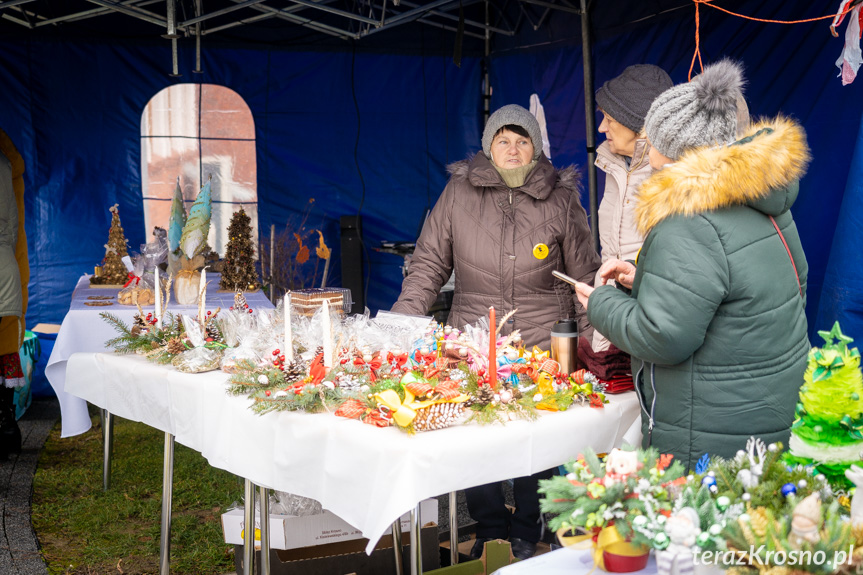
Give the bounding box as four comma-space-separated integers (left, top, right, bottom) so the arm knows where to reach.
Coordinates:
574, 281, 594, 311
598, 259, 636, 289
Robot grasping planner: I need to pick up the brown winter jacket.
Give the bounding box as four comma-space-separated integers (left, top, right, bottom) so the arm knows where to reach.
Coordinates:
392, 152, 600, 348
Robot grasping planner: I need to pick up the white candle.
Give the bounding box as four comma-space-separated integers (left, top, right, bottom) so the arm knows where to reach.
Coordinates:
155, 266, 162, 329
284, 292, 294, 362
322, 299, 333, 369
199, 267, 207, 316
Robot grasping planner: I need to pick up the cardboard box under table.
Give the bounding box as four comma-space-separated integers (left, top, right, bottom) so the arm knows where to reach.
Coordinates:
234, 525, 439, 575
222, 499, 438, 550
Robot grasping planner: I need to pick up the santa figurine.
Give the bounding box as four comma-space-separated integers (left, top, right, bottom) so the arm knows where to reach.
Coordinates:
656, 507, 700, 575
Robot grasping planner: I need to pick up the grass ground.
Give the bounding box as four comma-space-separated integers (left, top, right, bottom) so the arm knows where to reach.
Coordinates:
32, 408, 243, 575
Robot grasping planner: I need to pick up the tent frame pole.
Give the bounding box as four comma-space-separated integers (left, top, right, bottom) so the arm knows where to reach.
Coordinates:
580, 0, 599, 251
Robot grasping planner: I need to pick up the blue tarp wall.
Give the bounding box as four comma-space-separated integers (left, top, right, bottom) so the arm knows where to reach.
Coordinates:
2, 0, 862, 340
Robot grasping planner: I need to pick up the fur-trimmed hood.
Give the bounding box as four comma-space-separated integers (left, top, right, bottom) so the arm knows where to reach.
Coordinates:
447, 152, 580, 200
635, 117, 810, 235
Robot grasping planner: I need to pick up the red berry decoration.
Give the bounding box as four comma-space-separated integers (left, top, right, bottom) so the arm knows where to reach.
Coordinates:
205, 337, 214, 342
272, 350, 279, 356
247, 309, 253, 314
265, 390, 271, 397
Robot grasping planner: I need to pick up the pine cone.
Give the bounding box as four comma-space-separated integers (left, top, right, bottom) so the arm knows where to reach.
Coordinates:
234, 290, 248, 310
166, 337, 187, 355
131, 325, 143, 337
473, 385, 494, 406
747, 506, 771, 538
413, 402, 466, 432
283, 359, 307, 382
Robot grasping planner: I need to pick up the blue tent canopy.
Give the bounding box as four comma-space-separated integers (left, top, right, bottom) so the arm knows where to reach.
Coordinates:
1, 0, 860, 340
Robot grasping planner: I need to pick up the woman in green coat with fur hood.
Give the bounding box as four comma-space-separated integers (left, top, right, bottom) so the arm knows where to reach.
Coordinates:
575, 60, 810, 471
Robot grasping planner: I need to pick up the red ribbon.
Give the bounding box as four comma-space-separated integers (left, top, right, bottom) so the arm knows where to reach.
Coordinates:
405, 380, 433, 397
387, 352, 409, 373
433, 380, 460, 400
414, 350, 437, 365
353, 356, 383, 382
123, 273, 141, 288
335, 399, 366, 420
363, 408, 392, 428
422, 366, 441, 380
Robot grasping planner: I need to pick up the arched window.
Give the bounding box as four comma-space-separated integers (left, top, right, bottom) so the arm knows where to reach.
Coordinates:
141, 84, 257, 256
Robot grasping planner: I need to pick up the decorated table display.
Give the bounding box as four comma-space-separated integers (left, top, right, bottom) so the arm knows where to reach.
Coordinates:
539, 447, 686, 572
100, 293, 614, 434
63, 351, 641, 556
46, 273, 274, 437
538, 323, 863, 575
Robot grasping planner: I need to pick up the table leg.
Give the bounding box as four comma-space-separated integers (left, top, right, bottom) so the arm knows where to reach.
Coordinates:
243, 479, 256, 575
410, 504, 423, 575
101, 409, 114, 491
159, 432, 174, 575
391, 520, 404, 575
448, 491, 458, 565
259, 485, 270, 575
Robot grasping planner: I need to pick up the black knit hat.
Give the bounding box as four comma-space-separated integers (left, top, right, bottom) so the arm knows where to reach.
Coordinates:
595, 64, 673, 133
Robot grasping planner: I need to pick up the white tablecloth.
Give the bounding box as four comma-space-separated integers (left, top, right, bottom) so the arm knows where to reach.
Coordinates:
48, 274, 274, 437
493, 547, 657, 575
65, 352, 642, 554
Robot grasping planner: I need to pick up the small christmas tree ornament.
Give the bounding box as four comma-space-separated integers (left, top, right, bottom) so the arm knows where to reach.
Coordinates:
172, 179, 212, 304
179, 179, 211, 260
168, 178, 186, 253
786, 322, 863, 486
91, 204, 130, 286
220, 208, 260, 292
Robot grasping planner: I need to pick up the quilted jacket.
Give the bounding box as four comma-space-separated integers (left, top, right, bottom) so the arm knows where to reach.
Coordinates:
393, 152, 600, 348
587, 118, 811, 470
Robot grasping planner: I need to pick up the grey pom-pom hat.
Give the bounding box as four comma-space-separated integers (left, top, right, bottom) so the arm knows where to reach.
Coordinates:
482, 104, 543, 161
595, 64, 673, 133
644, 59, 745, 161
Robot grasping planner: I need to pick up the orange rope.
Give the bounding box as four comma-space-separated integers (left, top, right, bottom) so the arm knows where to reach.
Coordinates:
688, 0, 858, 80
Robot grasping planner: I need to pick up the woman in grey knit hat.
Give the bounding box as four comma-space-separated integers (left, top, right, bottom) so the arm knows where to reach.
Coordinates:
574, 60, 810, 471
392, 104, 600, 560
586, 64, 671, 360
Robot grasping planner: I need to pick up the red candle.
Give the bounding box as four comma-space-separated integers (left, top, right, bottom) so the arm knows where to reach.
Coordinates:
488, 306, 497, 389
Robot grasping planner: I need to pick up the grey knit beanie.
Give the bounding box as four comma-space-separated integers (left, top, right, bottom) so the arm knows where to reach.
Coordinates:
482, 104, 543, 161
595, 64, 673, 133
644, 59, 745, 161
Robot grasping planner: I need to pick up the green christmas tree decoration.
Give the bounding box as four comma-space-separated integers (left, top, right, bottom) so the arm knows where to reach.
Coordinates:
168, 178, 186, 253
219, 208, 260, 292
90, 204, 130, 286
786, 322, 863, 487
179, 179, 211, 260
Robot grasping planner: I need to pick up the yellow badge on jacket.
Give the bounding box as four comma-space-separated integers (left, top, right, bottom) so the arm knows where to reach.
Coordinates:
533, 243, 549, 259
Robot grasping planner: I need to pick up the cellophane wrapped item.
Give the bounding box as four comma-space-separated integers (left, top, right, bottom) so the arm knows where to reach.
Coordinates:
270, 491, 323, 517
172, 315, 222, 373
372, 311, 437, 355
118, 254, 156, 305
141, 234, 168, 276
219, 308, 264, 373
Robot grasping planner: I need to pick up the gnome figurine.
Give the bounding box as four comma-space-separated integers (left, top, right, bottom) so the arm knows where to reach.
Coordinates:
789, 492, 822, 548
